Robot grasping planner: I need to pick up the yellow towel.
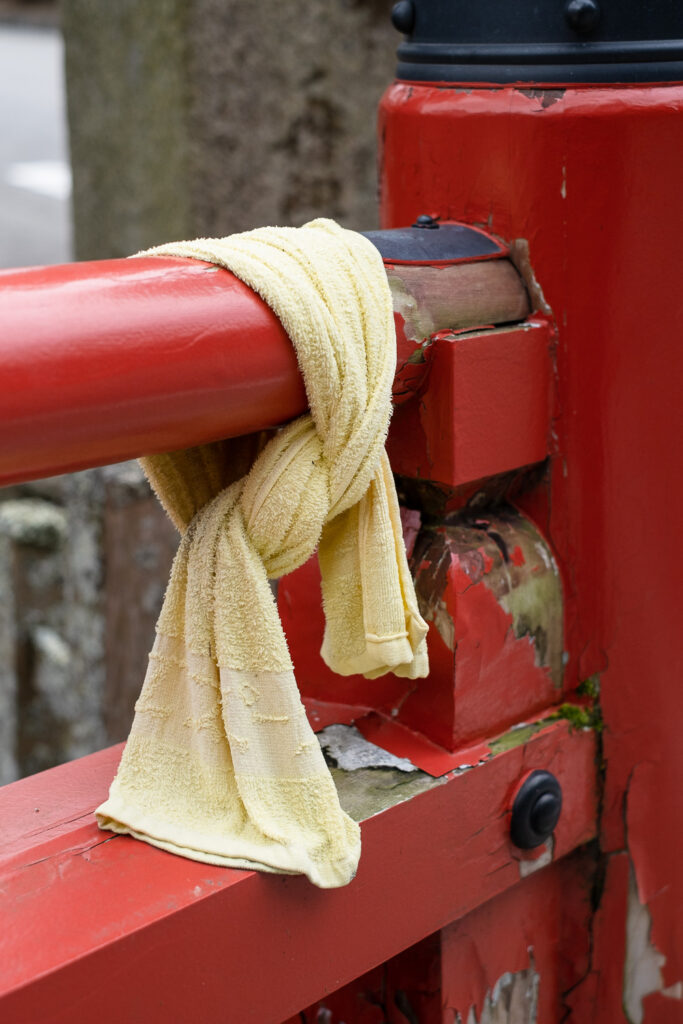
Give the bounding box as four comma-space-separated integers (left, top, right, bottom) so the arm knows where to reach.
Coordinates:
95, 219, 429, 888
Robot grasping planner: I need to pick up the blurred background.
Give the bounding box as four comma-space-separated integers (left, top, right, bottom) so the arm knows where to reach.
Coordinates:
0, 0, 397, 782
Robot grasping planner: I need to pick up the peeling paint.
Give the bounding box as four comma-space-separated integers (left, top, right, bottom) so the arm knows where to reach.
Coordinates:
318, 723, 417, 773
456, 963, 540, 1024
328, 760, 444, 823
488, 722, 544, 755
394, 506, 565, 751
386, 260, 529, 346
433, 597, 455, 651
519, 837, 554, 878
624, 868, 682, 1023
508, 240, 552, 317
478, 514, 563, 686
415, 509, 563, 685
518, 87, 566, 110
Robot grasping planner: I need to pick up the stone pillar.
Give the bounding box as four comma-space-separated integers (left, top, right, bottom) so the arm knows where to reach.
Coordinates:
0, 466, 177, 780
62, 0, 398, 260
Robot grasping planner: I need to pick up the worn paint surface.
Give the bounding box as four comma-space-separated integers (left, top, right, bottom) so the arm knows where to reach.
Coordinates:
281, 506, 563, 757
441, 853, 594, 1024
387, 258, 528, 351
457, 968, 540, 1024
287, 851, 594, 1024
3, 63, 677, 1024
0, 719, 596, 1024
380, 80, 683, 1021
402, 507, 563, 749
387, 319, 552, 488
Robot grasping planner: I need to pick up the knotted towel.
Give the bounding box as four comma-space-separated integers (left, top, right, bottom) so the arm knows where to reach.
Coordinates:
95, 219, 429, 888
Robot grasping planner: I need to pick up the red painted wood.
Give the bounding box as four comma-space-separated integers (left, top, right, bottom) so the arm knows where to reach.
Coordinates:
0, 245, 532, 488
294, 850, 594, 1023
441, 852, 593, 1023
380, 80, 683, 1017
387, 319, 552, 487
562, 852, 630, 1021
289, 932, 442, 1023
0, 721, 596, 1024
282, 506, 562, 759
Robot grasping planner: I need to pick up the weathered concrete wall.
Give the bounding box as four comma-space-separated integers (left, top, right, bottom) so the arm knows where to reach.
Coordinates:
0, 467, 177, 783
63, 0, 398, 259
0, 2, 398, 780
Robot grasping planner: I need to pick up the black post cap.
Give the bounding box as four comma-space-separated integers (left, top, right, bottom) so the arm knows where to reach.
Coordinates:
391, 0, 683, 84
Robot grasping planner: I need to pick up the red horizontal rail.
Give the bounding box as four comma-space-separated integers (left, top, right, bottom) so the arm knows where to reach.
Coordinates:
0, 719, 596, 1023
0, 249, 532, 488
0, 256, 307, 486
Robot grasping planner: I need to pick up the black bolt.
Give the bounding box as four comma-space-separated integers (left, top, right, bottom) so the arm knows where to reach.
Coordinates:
391, 0, 415, 36
412, 214, 439, 229
510, 770, 563, 849
564, 0, 600, 35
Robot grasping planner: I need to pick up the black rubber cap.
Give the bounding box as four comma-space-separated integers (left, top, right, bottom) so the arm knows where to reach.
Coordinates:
510, 770, 563, 849
361, 223, 504, 264
392, 0, 683, 84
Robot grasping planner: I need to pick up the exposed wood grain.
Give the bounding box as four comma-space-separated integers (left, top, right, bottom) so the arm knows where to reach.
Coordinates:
388, 259, 530, 345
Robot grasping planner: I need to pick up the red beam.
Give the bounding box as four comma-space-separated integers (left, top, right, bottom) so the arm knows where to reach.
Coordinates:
0, 720, 596, 1024
0, 256, 307, 486
0, 252, 535, 488
387, 318, 552, 487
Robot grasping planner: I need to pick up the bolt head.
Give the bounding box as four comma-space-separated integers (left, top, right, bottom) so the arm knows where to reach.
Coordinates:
564, 0, 600, 35
391, 0, 415, 36
511, 770, 563, 849
412, 214, 439, 229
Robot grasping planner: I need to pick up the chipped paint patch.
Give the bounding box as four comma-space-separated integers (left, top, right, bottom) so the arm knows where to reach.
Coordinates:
488, 721, 544, 755
508, 239, 552, 316
457, 964, 540, 1024
328, 761, 444, 823
479, 514, 563, 687
318, 723, 417, 773
624, 867, 683, 1023
519, 837, 554, 878
433, 597, 455, 651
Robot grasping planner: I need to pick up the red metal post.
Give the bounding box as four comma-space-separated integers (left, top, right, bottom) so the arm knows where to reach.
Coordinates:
380, 81, 683, 1017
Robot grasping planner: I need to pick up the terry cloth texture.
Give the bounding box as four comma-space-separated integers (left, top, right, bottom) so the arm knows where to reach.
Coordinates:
95, 219, 429, 888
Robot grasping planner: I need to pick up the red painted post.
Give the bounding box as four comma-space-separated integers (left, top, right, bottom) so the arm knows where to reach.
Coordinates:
5, 4, 679, 1017
380, 79, 683, 1016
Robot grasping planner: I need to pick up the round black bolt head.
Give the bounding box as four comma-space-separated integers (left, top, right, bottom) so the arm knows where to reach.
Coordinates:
564, 0, 601, 35
510, 770, 563, 849
391, 1, 415, 36
412, 214, 439, 229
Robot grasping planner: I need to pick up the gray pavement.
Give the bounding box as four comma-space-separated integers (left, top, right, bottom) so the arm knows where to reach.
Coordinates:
0, 22, 72, 269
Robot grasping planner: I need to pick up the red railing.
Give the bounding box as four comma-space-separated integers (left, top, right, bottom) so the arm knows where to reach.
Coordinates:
0, 234, 532, 487
0, 234, 582, 1024
0, 256, 306, 485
